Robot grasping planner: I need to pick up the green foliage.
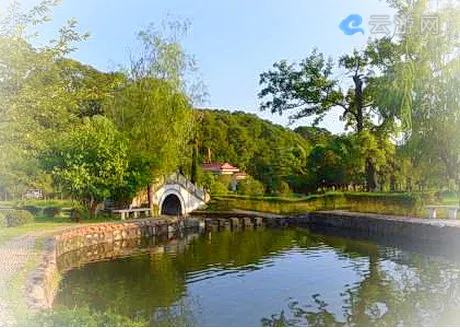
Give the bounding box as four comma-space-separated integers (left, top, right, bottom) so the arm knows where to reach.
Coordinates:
197, 172, 230, 195
213, 180, 230, 196
39, 116, 129, 216
294, 126, 333, 145
196, 109, 310, 192
0, 2, 96, 198
2, 209, 34, 227
109, 153, 157, 207
21, 205, 42, 216
213, 192, 429, 216
274, 180, 291, 196
43, 206, 61, 218
0, 212, 6, 229
106, 19, 197, 188
237, 177, 266, 196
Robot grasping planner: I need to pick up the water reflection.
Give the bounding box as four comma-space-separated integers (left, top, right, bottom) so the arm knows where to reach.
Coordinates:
54, 227, 460, 326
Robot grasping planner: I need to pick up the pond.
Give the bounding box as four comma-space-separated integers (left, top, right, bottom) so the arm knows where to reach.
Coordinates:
54, 226, 460, 326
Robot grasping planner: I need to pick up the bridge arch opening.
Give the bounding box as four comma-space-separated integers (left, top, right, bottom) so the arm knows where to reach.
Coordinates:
160, 194, 183, 216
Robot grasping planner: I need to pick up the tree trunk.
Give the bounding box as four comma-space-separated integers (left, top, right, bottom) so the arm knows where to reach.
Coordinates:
365, 158, 377, 192
191, 143, 198, 184
353, 74, 377, 192
147, 184, 153, 209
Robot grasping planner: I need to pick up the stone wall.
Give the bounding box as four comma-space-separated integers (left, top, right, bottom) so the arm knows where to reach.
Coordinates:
26, 217, 204, 311
289, 211, 460, 245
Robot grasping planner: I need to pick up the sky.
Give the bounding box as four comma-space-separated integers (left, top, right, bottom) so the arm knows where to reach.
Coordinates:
3, 0, 396, 133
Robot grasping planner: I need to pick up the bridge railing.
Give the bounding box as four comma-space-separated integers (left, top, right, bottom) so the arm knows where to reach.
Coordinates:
166, 172, 209, 202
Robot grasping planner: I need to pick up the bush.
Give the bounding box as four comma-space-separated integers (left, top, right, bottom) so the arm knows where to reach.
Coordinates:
21, 205, 42, 216
43, 206, 61, 218
213, 181, 230, 195
0, 212, 6, 229
273, 181, 291, 196
237, 178, 265, 196
2, 209, 34, 227
70, 205, 92, 222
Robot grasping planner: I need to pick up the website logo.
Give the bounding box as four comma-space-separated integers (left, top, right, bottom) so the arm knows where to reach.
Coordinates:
339, 14, 365, 35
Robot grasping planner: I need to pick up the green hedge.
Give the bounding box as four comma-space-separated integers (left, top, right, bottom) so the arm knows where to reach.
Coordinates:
2, 209, 34, 227
212, 192, 432, 216
0, 212, 6, 229
21, 205, 43, 216
43, 206, 61, 218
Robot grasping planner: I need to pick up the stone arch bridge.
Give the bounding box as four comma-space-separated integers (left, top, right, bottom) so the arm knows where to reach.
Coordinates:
131, 172, 210, 216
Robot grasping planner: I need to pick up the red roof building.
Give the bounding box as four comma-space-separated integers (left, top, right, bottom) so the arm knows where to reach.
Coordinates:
201, 162, 241, 175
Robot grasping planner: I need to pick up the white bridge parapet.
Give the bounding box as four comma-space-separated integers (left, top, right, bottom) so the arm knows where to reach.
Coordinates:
152, 172, 210, 216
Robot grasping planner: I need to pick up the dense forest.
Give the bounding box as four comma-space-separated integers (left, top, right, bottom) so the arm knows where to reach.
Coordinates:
193, 109, 446, 196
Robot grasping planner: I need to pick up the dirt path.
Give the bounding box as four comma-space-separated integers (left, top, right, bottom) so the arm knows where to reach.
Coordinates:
0, 225, 76, 326
0, 232, 43, 326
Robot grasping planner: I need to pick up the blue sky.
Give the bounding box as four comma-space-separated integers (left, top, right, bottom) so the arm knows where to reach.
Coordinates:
7, 0, 395, 133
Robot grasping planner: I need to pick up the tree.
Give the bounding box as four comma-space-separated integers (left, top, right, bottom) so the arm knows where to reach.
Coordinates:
294, 126, 333, 145
40, 116, 129, 217
373, 0, 460, 194
258, 47, 400, 191
0, 0, 94, 198
106, 20, 197, 207
195, 109, 310, 193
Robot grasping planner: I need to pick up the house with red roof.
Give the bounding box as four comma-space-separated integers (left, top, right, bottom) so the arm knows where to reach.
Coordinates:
201, 162, 248, 179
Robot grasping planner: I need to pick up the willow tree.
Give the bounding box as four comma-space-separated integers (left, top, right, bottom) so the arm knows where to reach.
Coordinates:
374, 0, 460, 193
106, 20, 199, 206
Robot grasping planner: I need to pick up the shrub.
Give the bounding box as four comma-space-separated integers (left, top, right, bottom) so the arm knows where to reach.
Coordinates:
70, 205, 92, 222
3, 209, 34, 227
43, 206, 61, 218
237, 178, 265, 196
21, 205, 42, 216
0, 212, 6, 229
213, 181, 230, 195
273, 181, 291, 196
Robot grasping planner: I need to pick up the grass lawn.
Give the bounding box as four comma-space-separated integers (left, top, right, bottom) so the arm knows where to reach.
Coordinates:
0, 199, 124, 245
0, 222, 75, 246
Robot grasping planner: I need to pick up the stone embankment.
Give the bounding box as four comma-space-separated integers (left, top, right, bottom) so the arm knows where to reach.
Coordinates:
27, 217, 204, 311
291, 210, 460, 243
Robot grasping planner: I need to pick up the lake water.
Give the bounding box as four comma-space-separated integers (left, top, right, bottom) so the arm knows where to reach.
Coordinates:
54, 227, 460, 326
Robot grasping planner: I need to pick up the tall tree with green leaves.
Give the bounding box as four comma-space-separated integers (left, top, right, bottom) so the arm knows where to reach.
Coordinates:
258, 47, 397, 190
0, 0, 93, 198
373, 0, 460, 194
106, 20, 198, 207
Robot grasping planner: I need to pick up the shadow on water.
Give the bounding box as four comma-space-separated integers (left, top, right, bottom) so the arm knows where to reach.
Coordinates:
54, 224, 460, 326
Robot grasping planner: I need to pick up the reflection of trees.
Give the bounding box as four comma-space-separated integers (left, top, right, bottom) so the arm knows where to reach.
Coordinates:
173, 228, 299, 274
55, 253, 185, 317
55, 228, 300, 325
262, 295, 346, 327
56, 227, 460, 326
262, 229, 460, 326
